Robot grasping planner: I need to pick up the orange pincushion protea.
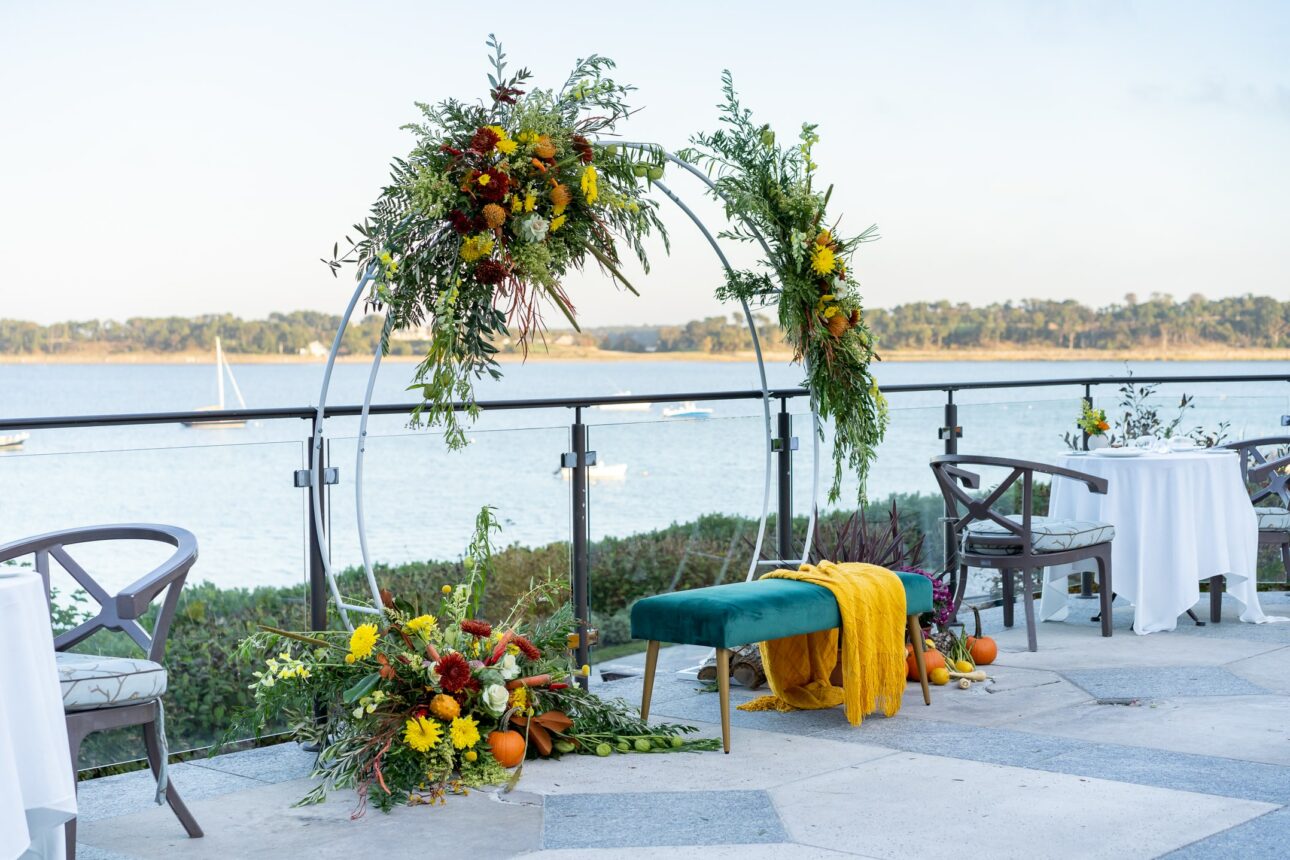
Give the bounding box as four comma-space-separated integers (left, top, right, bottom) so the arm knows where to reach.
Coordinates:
482, 203, 506, 229
533, 136, 556, 160
550, 183, 572, 210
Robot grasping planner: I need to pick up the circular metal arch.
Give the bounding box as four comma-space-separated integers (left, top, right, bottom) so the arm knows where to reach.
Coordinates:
312, 146, 823, 629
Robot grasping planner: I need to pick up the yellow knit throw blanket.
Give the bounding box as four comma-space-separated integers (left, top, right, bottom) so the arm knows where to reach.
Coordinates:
737, 561, 906, 725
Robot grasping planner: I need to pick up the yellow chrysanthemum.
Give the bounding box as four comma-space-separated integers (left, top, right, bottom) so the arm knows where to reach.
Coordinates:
524, 192, 536, 213
348, 623, 378, 661
509, 685, 528, 711
404, 716, 443, 753
510, 195, 522, 214
495, 137, 517, 156
810, 245, 836, 276
549, 215, 567, 232
459, 234, 495, 263
579, 165, 598, 205
406, 614, 437, 636
450, 715, 481, 749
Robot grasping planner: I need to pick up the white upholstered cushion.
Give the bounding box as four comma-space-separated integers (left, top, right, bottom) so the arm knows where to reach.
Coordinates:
965, 516, 1115, 556
56, 652, 167, 711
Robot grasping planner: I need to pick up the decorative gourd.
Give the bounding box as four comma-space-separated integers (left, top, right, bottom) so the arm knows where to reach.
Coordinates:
967, 605, 998, 666
487, 730, 526, 768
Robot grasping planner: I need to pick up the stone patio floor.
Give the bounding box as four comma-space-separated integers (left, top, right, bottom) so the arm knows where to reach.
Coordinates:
75, 592, 1290, 859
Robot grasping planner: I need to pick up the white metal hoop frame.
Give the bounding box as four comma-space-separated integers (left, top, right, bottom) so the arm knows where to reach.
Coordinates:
311, 146, 823, 630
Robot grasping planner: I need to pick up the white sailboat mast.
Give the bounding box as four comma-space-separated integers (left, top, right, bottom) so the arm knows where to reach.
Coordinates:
223, 343, 247, 409
216, 337, 226, 410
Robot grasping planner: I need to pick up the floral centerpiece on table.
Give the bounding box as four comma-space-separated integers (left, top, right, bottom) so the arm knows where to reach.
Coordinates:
235, 509, 716, 813
1077, 401, 1112, 448
325, 36, 667, 448
680, 74, 888, 501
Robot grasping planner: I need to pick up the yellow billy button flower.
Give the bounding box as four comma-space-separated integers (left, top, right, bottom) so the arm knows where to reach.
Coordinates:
580, 664, 591, 677
441, 584, 453, 595
464, 750, 478, 763
549, 215, 567, 233
348, 623, 379, 661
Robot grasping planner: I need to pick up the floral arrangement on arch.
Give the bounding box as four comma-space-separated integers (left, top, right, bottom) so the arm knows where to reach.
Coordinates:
235, 508, 716, 813
326, 36, 667, 448
679, 73, 889, 501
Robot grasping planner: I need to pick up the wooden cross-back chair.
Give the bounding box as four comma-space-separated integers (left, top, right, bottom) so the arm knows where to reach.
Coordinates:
930, 455, 1115, 652
0, 524, 203, 859
1223, 437, 1290, 584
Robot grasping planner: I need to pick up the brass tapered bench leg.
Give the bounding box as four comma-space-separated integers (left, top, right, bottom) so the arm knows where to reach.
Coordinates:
716, 647, 731, 753
907, 615, 931, 706
640, 640, 660, 721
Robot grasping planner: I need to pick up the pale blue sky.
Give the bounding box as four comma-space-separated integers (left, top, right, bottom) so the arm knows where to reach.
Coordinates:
2, 1, 1287, 326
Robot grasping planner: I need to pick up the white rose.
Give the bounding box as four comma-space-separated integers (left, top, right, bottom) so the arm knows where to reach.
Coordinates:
482, 683, 510, 715
499, 653, 520, 681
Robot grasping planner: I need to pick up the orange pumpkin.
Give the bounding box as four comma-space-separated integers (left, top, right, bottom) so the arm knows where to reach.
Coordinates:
487, 730, 526, 768
906, 648, 945, 680
969, 636, 997, 666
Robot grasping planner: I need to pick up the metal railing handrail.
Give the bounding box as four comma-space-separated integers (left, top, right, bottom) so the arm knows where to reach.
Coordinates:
1, 372, 1285, 432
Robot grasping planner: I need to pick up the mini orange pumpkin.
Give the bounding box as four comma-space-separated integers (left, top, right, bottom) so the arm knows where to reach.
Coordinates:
487, 729, 526, 768
969, 636, 997, 666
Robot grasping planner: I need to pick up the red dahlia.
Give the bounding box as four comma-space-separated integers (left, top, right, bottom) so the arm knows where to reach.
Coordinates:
512, 634, 541, 661
571, 134, 594, 164
478, 168, 510, 203
474, 259, 508, 285
435, 652, 472, 693
448, 210, 473, 235
469, 126, 501, 153
461, 619, 493, 638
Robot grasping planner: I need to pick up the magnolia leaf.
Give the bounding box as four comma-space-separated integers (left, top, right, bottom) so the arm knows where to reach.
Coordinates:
342, 672, 380, 704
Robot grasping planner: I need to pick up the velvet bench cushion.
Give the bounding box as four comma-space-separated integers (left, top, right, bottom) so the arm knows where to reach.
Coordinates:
630, 572, 934, 649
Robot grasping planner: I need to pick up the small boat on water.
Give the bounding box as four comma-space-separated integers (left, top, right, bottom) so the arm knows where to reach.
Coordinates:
662, 401, 714, 420
557, 462, 629, 482
183, 337, 248, 428
0, 432, 30, 450
593, 391, 651, 413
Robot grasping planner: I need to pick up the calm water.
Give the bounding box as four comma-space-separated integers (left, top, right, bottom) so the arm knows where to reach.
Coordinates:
1, 358, 1286, 593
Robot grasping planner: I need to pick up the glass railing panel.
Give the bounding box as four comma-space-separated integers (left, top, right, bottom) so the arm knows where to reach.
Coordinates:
324, 423, 572, 621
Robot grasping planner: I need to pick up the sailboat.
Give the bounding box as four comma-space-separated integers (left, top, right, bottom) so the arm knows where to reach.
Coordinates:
182, 337, 247, 428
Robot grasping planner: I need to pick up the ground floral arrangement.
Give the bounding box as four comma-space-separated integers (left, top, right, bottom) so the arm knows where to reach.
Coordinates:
236, 509, 717, 813
326, 36, 886, 500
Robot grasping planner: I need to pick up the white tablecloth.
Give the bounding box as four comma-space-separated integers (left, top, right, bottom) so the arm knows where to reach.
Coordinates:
1043, 450, 1274, 634
0, 572, 75, 860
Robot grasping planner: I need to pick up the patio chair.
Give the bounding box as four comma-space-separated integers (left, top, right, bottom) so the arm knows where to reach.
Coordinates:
930, 455, 1114, 652
0, 524, 203, 859
1217, 437, 1290, 603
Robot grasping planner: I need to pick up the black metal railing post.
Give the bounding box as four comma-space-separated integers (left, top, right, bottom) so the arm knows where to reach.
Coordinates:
940, 389, 962, 615
1079, 383, 1096, 598
564, 408, 593, 689
305, 440, 329, 633
775, 398, 797, 561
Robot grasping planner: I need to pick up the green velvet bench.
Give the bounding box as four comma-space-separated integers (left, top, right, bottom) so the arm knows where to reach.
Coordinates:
630, 573, 935, 752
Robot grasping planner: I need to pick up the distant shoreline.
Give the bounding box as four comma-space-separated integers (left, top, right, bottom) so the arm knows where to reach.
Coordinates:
1, 346, 1288, 365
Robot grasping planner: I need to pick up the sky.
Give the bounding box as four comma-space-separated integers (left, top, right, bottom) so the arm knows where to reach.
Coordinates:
1, 1, 1287, 327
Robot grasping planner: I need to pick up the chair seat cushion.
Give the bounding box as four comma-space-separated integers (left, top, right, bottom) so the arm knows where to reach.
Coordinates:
1256, 506, 1290, 532
965, 516, 1114, 557
57, 652, 167, 712
630, 571, 932, 649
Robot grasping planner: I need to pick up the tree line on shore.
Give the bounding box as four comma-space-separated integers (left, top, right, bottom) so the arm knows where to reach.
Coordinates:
2, 293, 1286, 356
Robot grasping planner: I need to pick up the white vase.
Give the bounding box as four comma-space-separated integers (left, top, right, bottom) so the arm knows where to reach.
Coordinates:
1087, 434, 1110, 450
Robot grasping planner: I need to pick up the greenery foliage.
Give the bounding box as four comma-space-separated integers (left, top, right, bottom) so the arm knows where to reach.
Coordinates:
679, 73, 888, 501
324, 36, 666, 448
